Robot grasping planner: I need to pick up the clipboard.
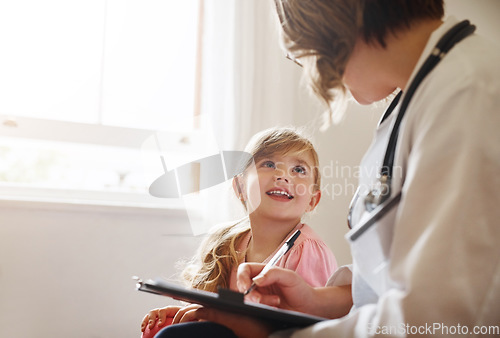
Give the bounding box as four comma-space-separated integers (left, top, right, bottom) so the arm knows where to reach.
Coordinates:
134, 277, 327, 329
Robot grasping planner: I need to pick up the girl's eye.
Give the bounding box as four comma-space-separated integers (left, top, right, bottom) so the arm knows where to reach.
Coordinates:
261, 160, 275, 169
293, 166, 306, 175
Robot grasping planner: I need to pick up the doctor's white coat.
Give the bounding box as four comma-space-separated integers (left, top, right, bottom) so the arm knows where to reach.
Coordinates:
275, 16, 500, 337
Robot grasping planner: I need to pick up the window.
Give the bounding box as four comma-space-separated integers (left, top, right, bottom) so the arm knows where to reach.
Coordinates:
0, 0, 203, 207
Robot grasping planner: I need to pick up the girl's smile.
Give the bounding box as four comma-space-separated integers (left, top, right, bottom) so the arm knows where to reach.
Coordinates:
241, 152, 321, 226
266, 187, 293, 200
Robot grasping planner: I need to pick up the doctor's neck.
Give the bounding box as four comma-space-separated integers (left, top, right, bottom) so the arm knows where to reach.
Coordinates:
370, 19, 444, 91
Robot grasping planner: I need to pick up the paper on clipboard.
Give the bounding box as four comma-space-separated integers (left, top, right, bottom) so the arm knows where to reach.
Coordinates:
134, 277, 327, 329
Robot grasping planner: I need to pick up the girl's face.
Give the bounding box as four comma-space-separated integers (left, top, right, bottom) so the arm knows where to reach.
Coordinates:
239, 151, 321, 224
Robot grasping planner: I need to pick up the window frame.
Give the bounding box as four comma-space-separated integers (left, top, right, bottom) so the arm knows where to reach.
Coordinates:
0, 0, 206, 209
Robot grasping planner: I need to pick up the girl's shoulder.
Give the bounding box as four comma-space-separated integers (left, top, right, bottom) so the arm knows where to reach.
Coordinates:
295, 223, 326, 244
289, 223, 335, 259
281, 223, 337, 286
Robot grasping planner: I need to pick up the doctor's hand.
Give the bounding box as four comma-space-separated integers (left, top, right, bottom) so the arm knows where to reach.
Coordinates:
237, 263, 353, 319
237, 263, 315, 312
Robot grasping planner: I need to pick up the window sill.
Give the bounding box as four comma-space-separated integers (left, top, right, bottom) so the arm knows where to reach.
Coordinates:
0, 185, 186, 216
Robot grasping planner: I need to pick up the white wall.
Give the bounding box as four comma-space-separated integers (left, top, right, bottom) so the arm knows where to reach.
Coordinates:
296, 101, 384, 267
0, 201, 201, 338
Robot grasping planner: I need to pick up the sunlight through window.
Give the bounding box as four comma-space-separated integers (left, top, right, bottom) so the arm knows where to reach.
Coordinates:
0, 0, 201, 205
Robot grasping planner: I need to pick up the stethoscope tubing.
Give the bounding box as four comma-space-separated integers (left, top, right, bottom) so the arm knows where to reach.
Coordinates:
347, 20, 476, 229
381, 20, 475, 180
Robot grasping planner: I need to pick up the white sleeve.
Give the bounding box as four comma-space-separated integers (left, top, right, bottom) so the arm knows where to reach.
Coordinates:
325, 265, 352, 287
272, 64, 500, 337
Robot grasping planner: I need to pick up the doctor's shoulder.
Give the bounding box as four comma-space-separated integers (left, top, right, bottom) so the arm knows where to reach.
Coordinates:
403, 33, 500, 146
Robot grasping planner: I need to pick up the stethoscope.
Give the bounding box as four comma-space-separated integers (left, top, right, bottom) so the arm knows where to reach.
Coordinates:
347, 20, 476, 229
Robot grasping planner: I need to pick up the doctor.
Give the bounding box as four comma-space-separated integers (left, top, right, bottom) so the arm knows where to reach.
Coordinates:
158, 0, 500, 337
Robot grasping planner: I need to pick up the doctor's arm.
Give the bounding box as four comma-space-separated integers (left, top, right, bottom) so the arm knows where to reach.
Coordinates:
237, 263, 352, 319
194, 264, 352, 336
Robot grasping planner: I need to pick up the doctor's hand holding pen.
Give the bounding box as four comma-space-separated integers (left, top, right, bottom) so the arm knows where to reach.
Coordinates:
194, 263, 352, 336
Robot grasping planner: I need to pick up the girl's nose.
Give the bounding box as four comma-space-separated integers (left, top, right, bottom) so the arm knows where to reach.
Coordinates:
276, 176, 289, 183
274, 168, 290, 183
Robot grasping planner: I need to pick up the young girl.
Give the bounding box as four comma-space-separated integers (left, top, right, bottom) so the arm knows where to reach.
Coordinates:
140, 127, 337, 337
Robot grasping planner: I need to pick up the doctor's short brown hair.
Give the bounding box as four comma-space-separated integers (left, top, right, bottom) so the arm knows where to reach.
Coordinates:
273, 0, 444, 111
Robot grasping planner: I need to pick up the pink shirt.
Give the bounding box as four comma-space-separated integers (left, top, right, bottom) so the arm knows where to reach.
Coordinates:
229, 223, 337, 289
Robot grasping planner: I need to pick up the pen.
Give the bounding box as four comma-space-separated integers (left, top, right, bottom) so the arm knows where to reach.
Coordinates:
243, 229, 301, 296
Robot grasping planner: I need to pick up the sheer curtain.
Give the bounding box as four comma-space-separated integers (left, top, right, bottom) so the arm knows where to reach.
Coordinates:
202, 0, 310, 151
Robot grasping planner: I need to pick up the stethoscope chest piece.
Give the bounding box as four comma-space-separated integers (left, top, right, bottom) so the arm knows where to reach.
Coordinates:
364, 174, 391, 212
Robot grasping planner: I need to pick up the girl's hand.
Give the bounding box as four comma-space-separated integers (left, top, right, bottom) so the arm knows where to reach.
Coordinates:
140, 305, 181, 332
172, 303, 203, 324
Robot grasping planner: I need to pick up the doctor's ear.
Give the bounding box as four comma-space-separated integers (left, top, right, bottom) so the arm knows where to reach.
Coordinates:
232, 175, 246, 202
